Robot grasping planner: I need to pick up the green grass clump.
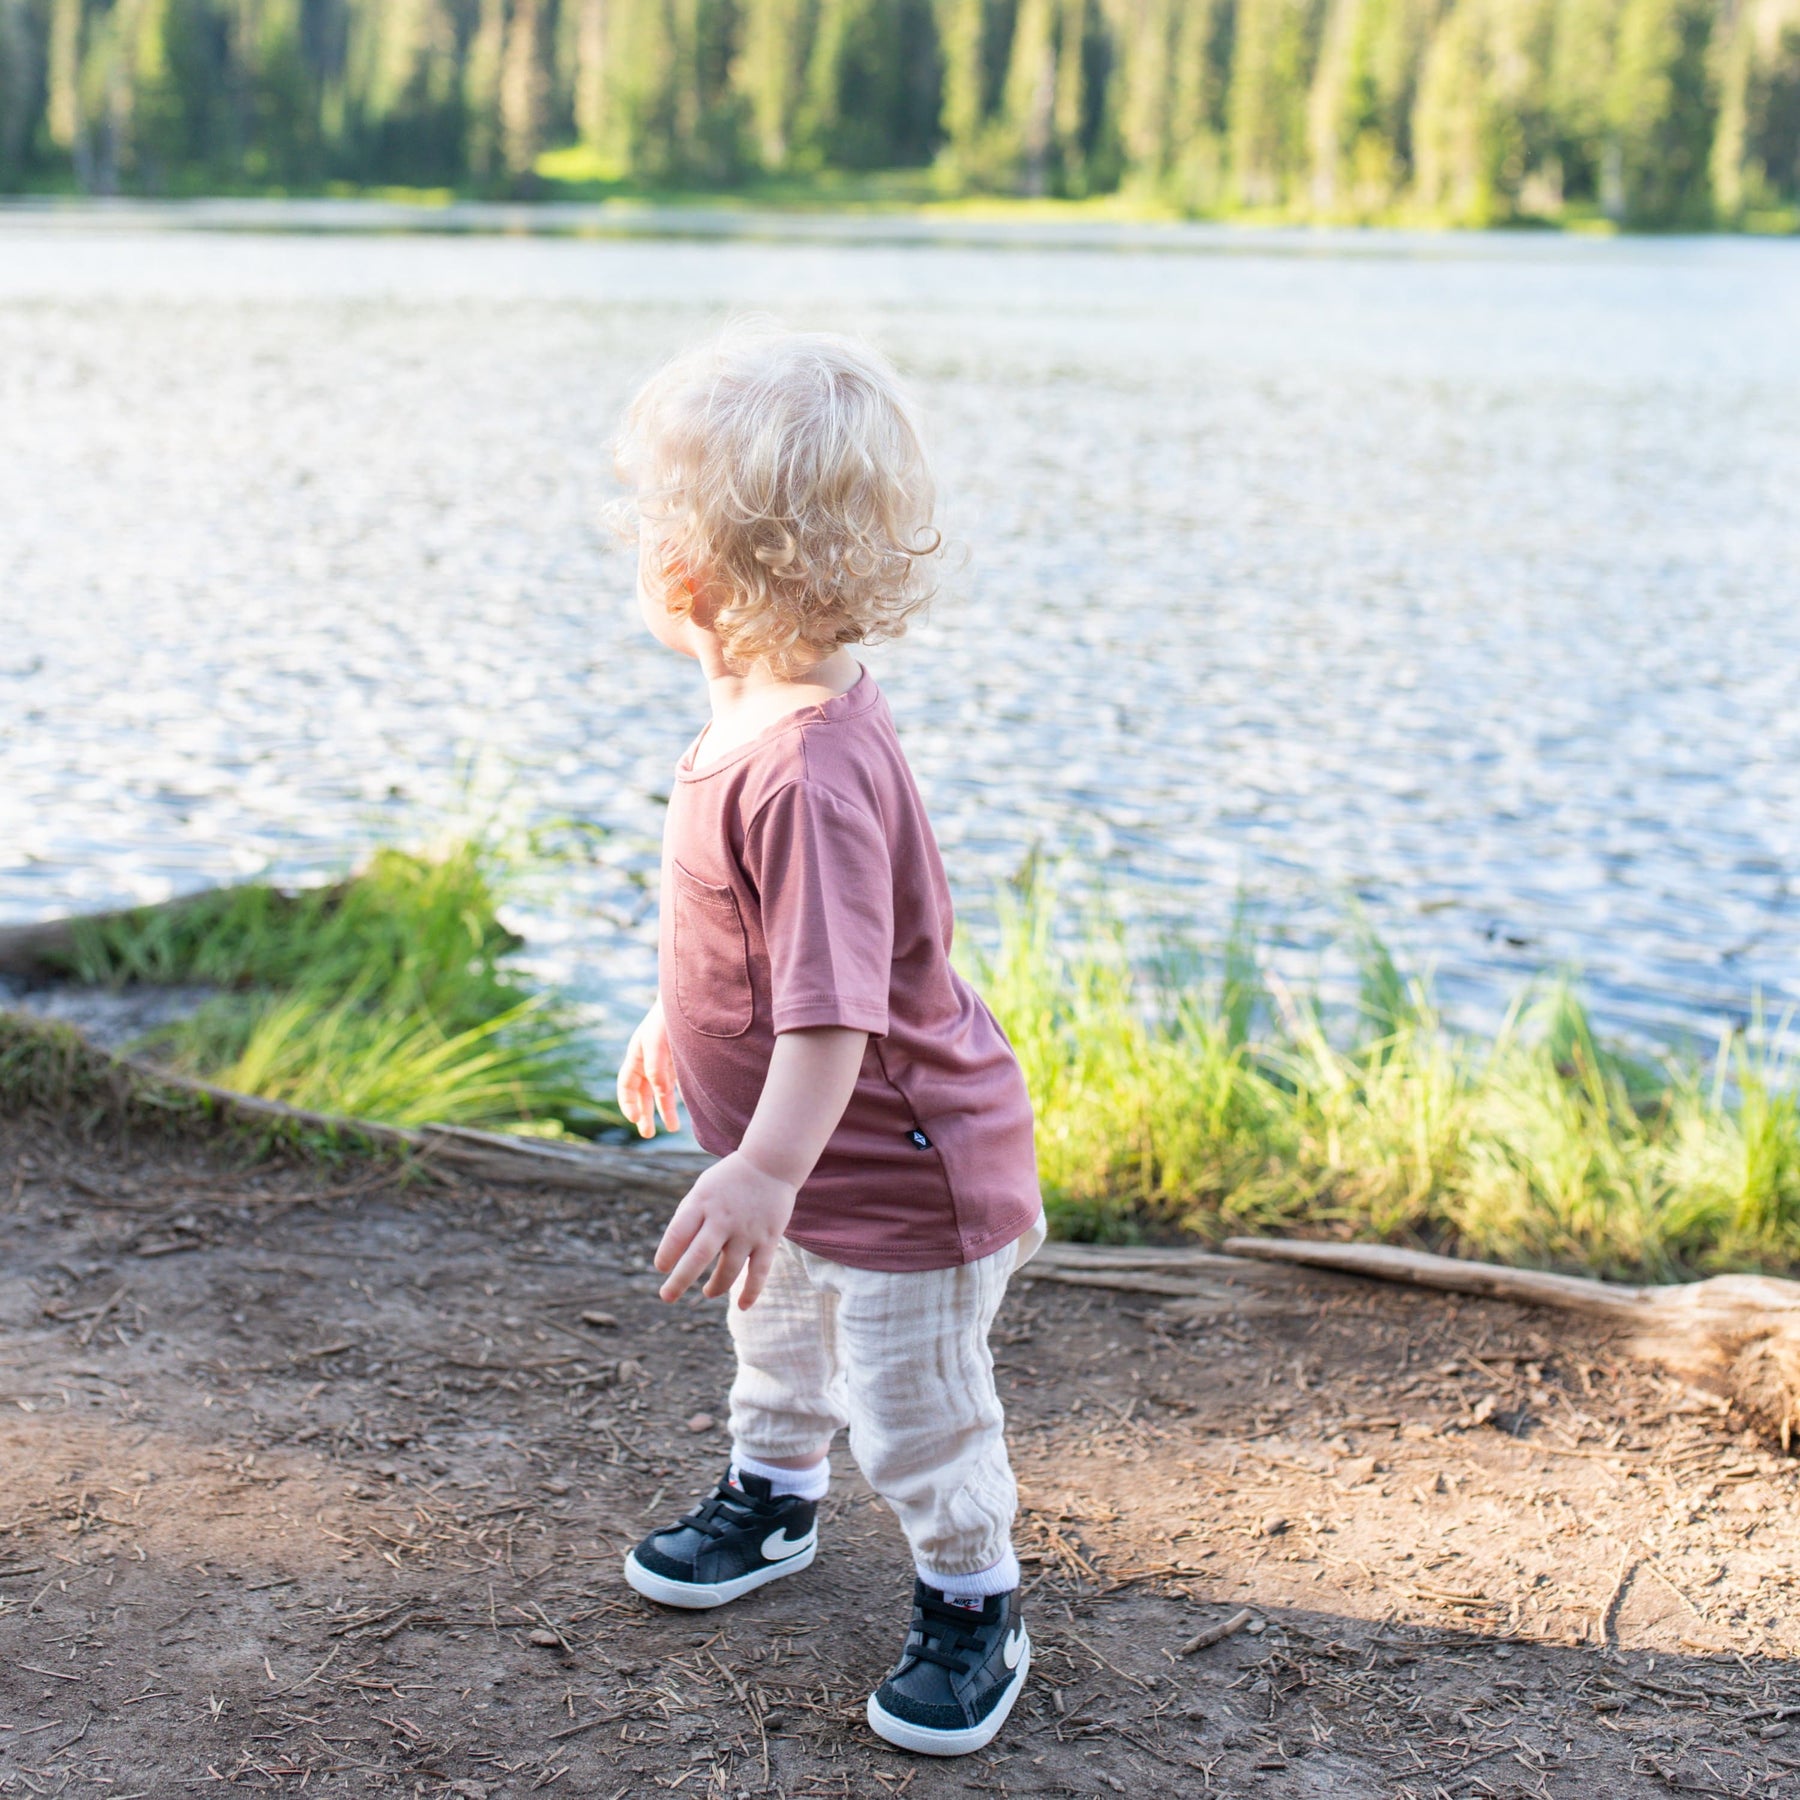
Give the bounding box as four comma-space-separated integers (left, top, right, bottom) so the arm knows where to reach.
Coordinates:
976, 883, 1800, 1280
57, 843, 619, 1138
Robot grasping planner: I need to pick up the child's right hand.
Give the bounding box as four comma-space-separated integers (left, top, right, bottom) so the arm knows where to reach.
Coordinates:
617, 998, 680, 1138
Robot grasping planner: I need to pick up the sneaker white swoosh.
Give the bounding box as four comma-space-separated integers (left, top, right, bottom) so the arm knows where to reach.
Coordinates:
1002, 1626, 1026, 1670
761, 1527, 815, 1562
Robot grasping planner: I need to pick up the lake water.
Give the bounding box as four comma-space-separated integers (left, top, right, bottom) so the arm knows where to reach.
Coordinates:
2, 209, 1797, 1060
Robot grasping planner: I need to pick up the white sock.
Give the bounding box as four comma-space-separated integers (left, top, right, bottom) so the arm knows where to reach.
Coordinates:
919, 1549, 1021, 1598
731, 1449, 830, 1502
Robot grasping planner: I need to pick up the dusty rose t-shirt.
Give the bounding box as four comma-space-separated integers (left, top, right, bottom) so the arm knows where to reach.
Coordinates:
657, 669, 1040, 1271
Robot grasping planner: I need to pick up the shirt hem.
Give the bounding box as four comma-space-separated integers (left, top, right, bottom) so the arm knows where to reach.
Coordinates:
784, 1197, 1041, 1273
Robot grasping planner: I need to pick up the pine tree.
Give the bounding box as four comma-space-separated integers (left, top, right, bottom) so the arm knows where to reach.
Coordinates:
1412, 0, 1554, 220
934, 0, 986, 172
570, 0, 610, 154
1167, 0, 1235, 207
464, 0, 507, 177
1000, 0, 1057, 188
499, 0, 552, 180
1722, 0, 1800, 212
1308, 0, 1366, 211
47, 0, 92, 186
0, 0, 31, 186
343, 0, 469, 184
1229, 0, 1326, 206
1112, 0, 1178, 182
1307, 0, 1440, 214
1607, 0, 1716, 220
991, 0, 1093, 190
1710, 0, 1757, 212
738, 0, 809, 167
603, 0, 704, 177
129, 0, 221, 186
795, 0, 942, 168
233, 0, 325, 186
1413, 0, 1482, 212
1054, 0, 1087, 186
1546, 0, 1625, 206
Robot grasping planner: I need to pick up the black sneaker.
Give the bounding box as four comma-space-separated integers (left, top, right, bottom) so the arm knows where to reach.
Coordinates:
623, 1467, 818, 1609
866, 1579, 1029, 1755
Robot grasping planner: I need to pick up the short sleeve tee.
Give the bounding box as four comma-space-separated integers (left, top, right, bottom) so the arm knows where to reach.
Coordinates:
656, 669, 1041, 1271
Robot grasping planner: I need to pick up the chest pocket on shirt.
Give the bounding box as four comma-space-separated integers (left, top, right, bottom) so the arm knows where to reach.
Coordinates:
671, 861, 754, 1039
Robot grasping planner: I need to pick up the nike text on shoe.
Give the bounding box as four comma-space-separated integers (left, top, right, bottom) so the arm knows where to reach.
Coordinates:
866, 1579, 1030, 1756
624, 1468, 818, 1609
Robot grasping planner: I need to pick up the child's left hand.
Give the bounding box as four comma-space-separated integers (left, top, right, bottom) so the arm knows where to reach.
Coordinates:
653, 1025, 867, 1310
654, 1151, 798, 1309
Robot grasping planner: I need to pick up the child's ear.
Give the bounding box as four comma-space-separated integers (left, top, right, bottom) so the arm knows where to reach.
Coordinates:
652, 558, 685, 614
668, 560, 720, 629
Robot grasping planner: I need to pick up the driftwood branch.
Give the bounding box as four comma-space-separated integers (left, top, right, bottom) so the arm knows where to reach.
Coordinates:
2, 1006, 708, 1201
150, 1069, 709, 1199
1224, 1236, 1800, 1450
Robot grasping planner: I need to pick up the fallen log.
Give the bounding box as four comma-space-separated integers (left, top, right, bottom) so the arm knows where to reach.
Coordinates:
0, 881, 351, 978
1026, 1242, 1273, 1278
0, 906, 177, 977
415, 1121, 706, 1200
1021, 1241, 1302, 1316
1224, 1236, 1800, 1451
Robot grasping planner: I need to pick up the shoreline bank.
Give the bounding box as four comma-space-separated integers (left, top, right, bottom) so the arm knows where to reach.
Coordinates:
7, 193, 1798, 249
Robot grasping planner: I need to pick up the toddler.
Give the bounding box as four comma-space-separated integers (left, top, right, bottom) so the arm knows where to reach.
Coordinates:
612, 324, 1044, 1757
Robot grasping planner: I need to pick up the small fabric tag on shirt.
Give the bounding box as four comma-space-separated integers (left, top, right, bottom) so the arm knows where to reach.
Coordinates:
908, 1129, 932, 1149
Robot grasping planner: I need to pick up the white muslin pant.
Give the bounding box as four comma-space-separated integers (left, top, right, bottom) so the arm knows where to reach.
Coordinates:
727, 1213, 1046, 1581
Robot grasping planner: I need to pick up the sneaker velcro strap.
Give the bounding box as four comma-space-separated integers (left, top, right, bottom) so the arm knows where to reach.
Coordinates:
908, 1596, 988, 1673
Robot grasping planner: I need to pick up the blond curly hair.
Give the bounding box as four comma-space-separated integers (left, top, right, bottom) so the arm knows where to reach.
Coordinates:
616, 324, 941, 676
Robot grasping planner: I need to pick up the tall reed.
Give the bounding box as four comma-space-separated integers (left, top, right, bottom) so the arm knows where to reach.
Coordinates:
974, 883, 1800, 1279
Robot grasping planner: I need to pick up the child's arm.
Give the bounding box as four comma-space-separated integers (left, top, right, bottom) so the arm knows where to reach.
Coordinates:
654, 1025, 868, 1309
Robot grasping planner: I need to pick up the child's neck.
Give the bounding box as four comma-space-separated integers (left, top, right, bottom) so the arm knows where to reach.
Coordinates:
694, 645, 862, 768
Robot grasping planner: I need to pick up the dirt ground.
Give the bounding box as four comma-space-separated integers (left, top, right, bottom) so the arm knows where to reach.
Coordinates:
3, 1122, 1799, 1800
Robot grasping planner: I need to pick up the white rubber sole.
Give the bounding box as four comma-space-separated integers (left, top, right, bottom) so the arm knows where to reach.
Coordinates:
866, 1635, 1030, 1757
623, 1538, 816, 1610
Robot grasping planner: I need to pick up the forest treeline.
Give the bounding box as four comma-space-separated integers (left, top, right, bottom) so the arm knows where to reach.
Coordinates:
0, 0, 1795, 226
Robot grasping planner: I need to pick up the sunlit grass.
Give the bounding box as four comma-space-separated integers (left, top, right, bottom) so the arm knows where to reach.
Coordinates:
37, 839, 1800, 1274
53, 842, 621, 1139
206, 988, 595, 1134
975, 881, 1800, 1279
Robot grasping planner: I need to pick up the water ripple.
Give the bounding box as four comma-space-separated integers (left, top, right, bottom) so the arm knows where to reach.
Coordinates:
1, 224, 1796, 1057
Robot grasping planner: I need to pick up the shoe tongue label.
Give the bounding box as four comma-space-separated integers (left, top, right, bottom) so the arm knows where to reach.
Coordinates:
945, 1595, 986, 1612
